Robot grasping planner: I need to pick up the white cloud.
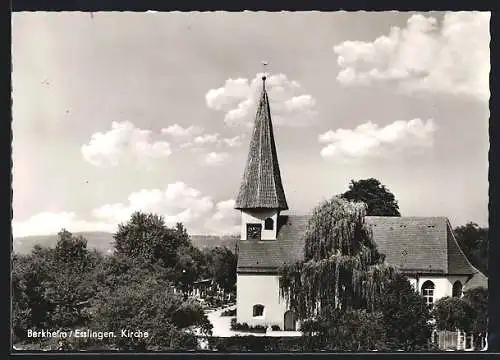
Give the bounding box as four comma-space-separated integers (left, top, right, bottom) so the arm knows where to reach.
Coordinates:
319, 118, 438, 160
204, 199, 240, 235
205, 73, 318, 128
211, 199, 236, 220
333, 12, 490, 101
161, 124, 203, 138
179, 133, 221, 151
194, 133, 219, 145
12, 212, 113, 238
92, 181, 214, 228
81, 121, 171, 167
202, 152, 230, 166
12, 187, 242, 238
222, 135, 245, 148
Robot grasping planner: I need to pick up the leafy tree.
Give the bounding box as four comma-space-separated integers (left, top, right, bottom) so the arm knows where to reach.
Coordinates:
432, 297, 475, 333
173, 245, 202, 294
341, 178, 401, 217
279, 197, 394, 320
113, 212, 203, 290
453, 223, 488, 275
44, 230, 98, 329
12, 231, 99, 342
279, 197, 435, 351
114, 212, 190, 267
206, 246, 237, 293
12, 247, 54, 341
463, 287, 488, 347
430, 289, 488, 350
53, 229, 92, 269
377, 273, 433, 350
92, 254, 212, 350
12, 217, 218, 351
301, 309, 387, 351
192, 247, 212, 280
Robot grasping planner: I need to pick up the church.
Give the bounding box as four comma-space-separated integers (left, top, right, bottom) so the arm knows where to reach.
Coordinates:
233, 75, 488, 332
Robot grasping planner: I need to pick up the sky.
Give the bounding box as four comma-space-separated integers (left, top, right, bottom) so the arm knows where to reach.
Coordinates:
11, 11, 491, 238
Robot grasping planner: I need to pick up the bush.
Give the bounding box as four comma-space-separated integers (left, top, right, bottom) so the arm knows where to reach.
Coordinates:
205, 296, 224, 309
206, 334, 436, 353
207, 336, 305, 352
432, 297, 475, 332
229, 320, 266, 333
254, 325, 267, 332
463, 287, 488, 349
318, 310, 387, 351
91, 255, 212, 350
271, 325, 281, 331
376, 273, 433, 351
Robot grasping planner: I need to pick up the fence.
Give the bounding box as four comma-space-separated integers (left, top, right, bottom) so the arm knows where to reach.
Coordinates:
433, 330, 486, 351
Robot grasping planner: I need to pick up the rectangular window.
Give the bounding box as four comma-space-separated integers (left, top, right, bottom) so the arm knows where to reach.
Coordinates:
253, 304, 264, 317
247, 223, 262, 240
423, 288, 434, 308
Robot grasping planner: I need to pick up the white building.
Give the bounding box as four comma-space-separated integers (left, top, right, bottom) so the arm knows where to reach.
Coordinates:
233, 75, 488, 331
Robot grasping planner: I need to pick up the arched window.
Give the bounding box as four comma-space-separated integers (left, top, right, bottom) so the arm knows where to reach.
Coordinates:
253, 304, 264, 317
452, 281, 463, 298
264, 218, 274, 230
421, 280, 435, 309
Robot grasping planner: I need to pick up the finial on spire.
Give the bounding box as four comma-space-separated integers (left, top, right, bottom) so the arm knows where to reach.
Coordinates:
261, 61, 269, 83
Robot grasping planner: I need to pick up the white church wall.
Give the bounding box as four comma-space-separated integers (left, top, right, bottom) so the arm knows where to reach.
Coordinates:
236, 273, 288, 328
446, 275, 470, 297
409, 276, 449, 301
236, 273, 471, 330
240, 210, 279, 240
407, 275, 470, 305
407, 277, 418, 290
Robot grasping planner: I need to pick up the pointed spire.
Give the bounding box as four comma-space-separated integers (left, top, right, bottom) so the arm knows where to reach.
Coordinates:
234, 75, 289, 210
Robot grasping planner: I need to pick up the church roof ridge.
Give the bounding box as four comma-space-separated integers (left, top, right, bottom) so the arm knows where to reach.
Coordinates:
238, 214, 484, 285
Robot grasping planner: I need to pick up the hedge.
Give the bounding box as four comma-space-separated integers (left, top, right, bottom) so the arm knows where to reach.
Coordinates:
230, 320, 267, 333
206, 336, 324, 352
203, 336, 439, 352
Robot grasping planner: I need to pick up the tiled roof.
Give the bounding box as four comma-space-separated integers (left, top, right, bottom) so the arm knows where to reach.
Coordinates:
445, 219, 480, 275
464, 271, 488, 291
365, 216, 448, 273
237, 215, 307, 271
234, 77, 288, 211
237, 215, 485, 285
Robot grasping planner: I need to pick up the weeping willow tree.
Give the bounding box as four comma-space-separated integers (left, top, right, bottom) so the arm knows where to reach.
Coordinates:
279, 196, 397, 321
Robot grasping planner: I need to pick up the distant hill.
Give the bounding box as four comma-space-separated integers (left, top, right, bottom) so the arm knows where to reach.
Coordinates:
13, 232, 239, 255
13, 232, 115, 255
190, 235, 238, 252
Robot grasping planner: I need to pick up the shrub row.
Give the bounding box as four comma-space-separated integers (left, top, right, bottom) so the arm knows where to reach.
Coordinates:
230, 318, 267, 333
228, 318, 282, 332
204, 336, 439, 352
206, 336, 319, 352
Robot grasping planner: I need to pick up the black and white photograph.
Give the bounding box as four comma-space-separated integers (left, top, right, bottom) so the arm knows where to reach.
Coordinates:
11, 10, 491, 352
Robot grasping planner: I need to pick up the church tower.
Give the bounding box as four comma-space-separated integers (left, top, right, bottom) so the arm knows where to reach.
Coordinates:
234, 75, 288, 241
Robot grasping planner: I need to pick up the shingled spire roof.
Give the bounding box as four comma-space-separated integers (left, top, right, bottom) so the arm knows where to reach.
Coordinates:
234, 75, 288, 210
